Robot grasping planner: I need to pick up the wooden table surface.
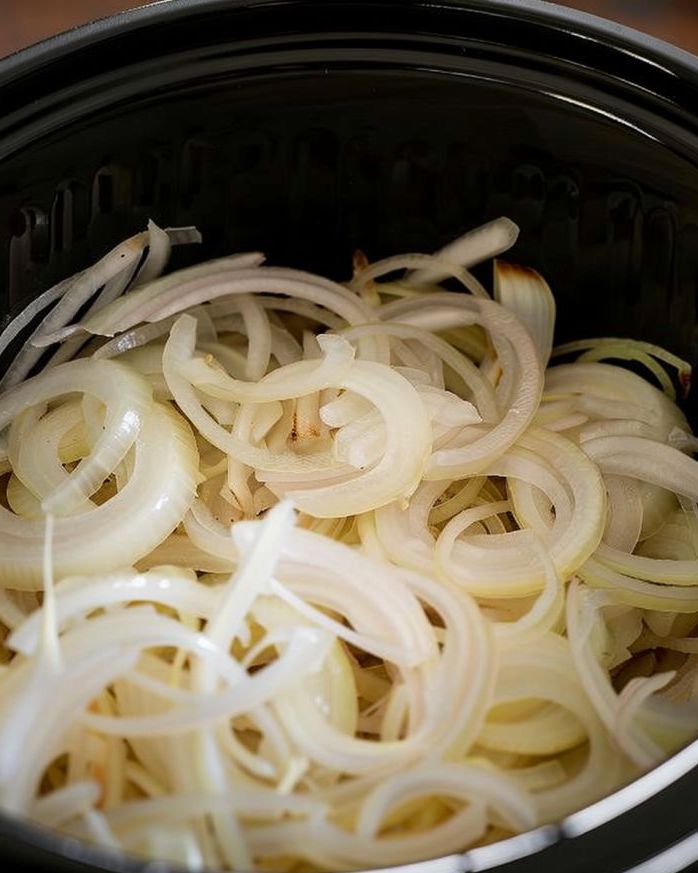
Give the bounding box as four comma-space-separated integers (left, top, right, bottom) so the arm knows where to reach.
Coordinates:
1, 0, 698, 58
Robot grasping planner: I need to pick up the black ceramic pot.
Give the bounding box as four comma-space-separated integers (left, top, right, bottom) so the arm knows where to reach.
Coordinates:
1, 1, 698, 871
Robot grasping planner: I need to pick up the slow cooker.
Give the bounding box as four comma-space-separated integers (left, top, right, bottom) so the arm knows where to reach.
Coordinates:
1, 0, 698, 870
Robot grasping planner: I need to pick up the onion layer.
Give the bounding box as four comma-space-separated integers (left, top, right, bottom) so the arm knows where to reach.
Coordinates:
0, 218, 697, 873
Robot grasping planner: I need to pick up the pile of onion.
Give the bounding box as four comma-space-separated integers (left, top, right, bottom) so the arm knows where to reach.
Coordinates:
0, 217, 697, 871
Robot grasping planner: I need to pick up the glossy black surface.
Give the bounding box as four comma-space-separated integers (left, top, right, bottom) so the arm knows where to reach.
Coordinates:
2, 1, 698, 871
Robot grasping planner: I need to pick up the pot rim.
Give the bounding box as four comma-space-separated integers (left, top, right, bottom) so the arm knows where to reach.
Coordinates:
1, 0, 698, 86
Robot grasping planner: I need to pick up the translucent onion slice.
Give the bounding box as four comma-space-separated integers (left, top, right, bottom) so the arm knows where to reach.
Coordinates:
9, 568, 220, 656
546, 363, 688, 434
493, 538, 564, 647
0, 646, 141, 814
281, 361, 432, 517
595, 543, 698, 586
431, 428, 605, 596
603, 475, 643, 552
245, 525, 437, 668
55, 253, 265, 339
162, 314, 338, 474
2, 224, 200, 386
553, 337, 692, 400
0, 359, 153, 514
179, 323, 356, 405
341, 321, 498, 423
478, 701, 585, 756
582, 436, 698, 501
244, 802, 487, 868
492, 633, 623, 821
68, 264, 387, 362
377, 295, 543, 478
566, 581, 669, 768
494, 261, 556, 368
80, 629, 333, 736
0, 403, 198, 588
351, 253, 488, 299
581, 558, 698, 613
8, 401, 93, 518
3, 238, 144, 387
405, 217, 519, 287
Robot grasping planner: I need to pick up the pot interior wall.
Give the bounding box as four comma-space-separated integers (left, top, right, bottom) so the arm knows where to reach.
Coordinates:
1, 67, 698, 406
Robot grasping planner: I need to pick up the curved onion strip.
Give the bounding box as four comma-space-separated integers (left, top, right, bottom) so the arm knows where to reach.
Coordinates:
376, 295, 543, 477
93, 318, 180, 361
340, 321, 498, 422
243, 525, 437, 667
553, 337, 692, 400
2, 225, 200, 386
69, 266, 388, 363
0, 229, 196, 371
603, 475, 643, 552
9, 568, 219, 656
583, 436, 698, 500
350, 253, 488, 299
80, 630, 332, 736
0, 275, 82, 376
0, 359, 153, 514
9, 401, 93, 517
478, 701, 585, 756
512, 428, 607, 573
493, 537, 564, 647
55, 253, 265, 340
494, 261, 556, 368
356, 761, 535, 838
162, 315, 339, 474
595, 543, 698, 586
282, 361, 432, 517
580, 558, 698, 613
405, 217, 519, 287
0, 403, 197, 588
431, 428, 605, 596
566, 581, 670, 768
245, 803, 487, 868
488, 634, 624, 821
2, 238, 144, 386
39, 220, 195, 368
546, 363, 688, 433
0, 646, 141, 813
179, 323, 356, 405
212, 296, 345, 332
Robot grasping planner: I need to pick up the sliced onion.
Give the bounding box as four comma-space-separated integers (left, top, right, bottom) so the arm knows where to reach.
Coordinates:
383, 296, 543, 478
0, 359, 153, 514
1, 218, 698, 873
494, 260, 556, 368
553, 337, 692, 400
405, 217, 519, 287
282, 361, 432, 517
583, 436, 698, 501
67, 253, 266, 338
0, 403, 198, 588
566, 581, 671, 768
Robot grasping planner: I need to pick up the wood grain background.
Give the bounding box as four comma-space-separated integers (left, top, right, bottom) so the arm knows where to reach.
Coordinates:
1, 0, 697, 58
